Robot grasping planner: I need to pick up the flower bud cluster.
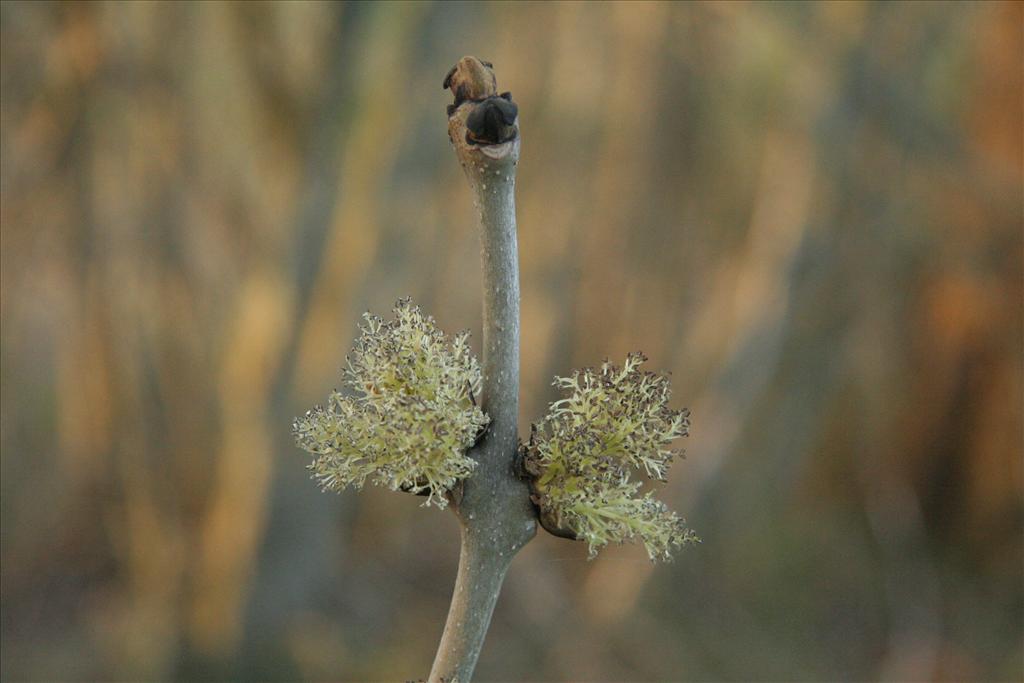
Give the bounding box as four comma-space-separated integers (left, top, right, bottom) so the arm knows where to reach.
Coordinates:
294, 298, 488, 508
523, 352, 698, 560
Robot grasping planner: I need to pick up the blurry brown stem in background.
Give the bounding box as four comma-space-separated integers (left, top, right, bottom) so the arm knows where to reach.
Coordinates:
428, 58, 537, 682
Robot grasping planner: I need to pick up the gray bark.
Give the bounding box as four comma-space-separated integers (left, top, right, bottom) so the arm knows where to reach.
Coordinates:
427, 94, 537, 682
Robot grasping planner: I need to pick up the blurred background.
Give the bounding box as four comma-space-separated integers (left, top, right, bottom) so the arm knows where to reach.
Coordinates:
2, 1, 1021, 681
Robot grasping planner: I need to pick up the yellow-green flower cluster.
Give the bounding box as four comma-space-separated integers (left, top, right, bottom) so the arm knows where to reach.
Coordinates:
523, 352, 698, 560
293, 298, 487, 508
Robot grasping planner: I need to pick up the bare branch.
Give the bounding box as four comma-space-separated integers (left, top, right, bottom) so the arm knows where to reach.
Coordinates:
428, 57, 537, 683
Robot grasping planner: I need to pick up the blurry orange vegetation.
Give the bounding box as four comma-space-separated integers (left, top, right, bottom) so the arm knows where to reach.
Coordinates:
0, 2, 1020, 681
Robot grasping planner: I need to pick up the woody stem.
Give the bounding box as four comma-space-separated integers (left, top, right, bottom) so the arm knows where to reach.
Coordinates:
427, 92, 536, 682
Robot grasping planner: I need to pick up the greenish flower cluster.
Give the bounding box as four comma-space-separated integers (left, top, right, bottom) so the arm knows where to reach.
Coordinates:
523, 352, 698, 561
293, 298, 488, 508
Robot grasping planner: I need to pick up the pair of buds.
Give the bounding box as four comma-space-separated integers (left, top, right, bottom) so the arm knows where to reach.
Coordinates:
443, 56, 519, 146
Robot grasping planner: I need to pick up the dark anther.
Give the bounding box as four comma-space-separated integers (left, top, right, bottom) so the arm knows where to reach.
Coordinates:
465, 95, 519, 145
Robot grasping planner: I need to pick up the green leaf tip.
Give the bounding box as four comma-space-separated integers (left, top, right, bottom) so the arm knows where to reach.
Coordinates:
293, 298, 488, 508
